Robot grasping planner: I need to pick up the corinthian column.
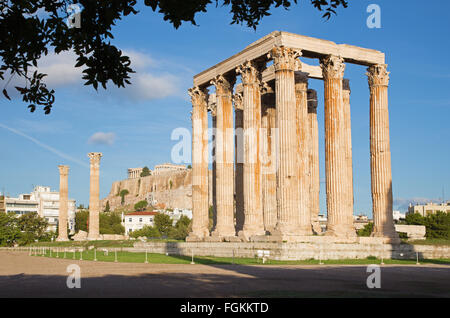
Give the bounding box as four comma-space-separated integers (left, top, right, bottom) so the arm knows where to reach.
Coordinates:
236, 61, 265, 239
233, 92, 245, 233
187, 86, 210, 241
307, 89, 321, 234
367, 64, 398, 240
261, 83, 277, 233
88, 152, 102, 240
57, 165, 69, 241
269, 46, 305, 236
343, 79, 354, 223
295, 72, 312, 235
321, 55, 355, 238
208, 98, 217, 231
211, 74, 236, 238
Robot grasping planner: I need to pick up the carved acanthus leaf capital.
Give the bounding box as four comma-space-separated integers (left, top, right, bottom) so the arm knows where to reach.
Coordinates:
188, 86, 209, 108
210, 74, 235, 96
58, 165, 70, 175
260, 81, 275, 95
366, 64, 389, 87
320, 55, 345, 80
88, 152, 102, 164
268, 46, 302, 72
233, 92, 243, 111
236, 60, 265, 86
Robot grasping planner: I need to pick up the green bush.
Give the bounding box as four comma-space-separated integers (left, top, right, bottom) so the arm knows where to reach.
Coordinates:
100, 212, 125, 235
357, 222, 374, 237
406, 212, 450, 239
134, 200, 148, 212
130, 225, 161, 239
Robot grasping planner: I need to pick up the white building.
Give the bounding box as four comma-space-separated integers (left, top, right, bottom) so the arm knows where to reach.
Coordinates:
3, 186, 76, 233
407, 201, 450, 217
152, 163, 187, 175
393, 210, 406, 222
124, 211, 158, 234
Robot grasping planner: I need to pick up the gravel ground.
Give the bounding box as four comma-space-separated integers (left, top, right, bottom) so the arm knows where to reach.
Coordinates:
0, 251, 449, 297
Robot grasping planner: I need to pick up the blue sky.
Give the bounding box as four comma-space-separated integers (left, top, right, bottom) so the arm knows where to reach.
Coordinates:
1, 0, 449, 215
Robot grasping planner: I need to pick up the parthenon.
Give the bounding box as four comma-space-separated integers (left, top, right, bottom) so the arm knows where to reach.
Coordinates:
188, 31, 398, 243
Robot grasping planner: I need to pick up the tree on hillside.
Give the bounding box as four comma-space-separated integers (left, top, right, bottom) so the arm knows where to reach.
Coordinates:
119, 189, 129, 205
0, 0, 348, 113
140, 166, 151, 177
134, 200, 148, 211
105, 200, 110, 212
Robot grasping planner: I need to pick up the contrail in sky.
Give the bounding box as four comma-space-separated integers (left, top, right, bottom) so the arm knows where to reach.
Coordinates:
0, 122, 89, 168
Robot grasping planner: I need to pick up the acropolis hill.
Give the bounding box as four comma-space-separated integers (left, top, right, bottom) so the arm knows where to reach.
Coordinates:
101, 163, 212, 212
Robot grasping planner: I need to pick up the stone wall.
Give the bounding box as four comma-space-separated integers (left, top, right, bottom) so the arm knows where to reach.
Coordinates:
101, 169, 213, 211
133, 241, 450, 261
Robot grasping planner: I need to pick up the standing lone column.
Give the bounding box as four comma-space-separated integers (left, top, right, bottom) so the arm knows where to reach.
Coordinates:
233, 92, 245, 233
261, 83, 277, 233
88, 152, 102, 240
236, 61, 265, 239
321, 55, 355, 238
307, 89, 322, 234
187, 86, 210, 241
211, 74, 236, 238
57, 165, 69, 241
367, 64, 398, 240
269, 46, 305, 236
343, 79, 354, 226
295, 72, 312, 235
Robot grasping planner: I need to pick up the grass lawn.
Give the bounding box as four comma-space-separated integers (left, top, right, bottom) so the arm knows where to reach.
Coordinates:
26, 239, 182, 248
28, 249, 450, 266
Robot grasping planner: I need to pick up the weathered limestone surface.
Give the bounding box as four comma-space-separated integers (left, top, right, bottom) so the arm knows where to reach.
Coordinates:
342, 79, 354, 225
133, 241, 450, 261
367, 64, 399, 242
307, 89, 321, 234
321, 55, 355, 238
295, 72, 312, 235
187, 87, 209, 240
237, 61, 265, 239
210, 74, 236, 238
88, 152, 102, 240
269, 46, 305, 236
261, 85, 277, 233
57, 165, 69, 241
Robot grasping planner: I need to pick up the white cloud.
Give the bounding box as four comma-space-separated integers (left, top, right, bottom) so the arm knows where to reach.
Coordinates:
2, 49, 183, 102
88, 132, 116, 145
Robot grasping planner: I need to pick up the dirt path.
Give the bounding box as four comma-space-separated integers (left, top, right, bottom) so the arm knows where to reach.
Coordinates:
0, 251, 449, 297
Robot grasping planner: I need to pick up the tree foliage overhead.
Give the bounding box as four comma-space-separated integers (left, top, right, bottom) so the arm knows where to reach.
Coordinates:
0, 0, 348, 113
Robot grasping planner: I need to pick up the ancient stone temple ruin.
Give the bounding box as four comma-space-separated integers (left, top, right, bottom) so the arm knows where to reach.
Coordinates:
187, 31, 398, 243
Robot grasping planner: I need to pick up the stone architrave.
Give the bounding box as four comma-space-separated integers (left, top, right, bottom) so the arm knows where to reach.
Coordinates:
260, 83, 277, 233
295, 72, 313, 235
233, 92, 245, 233
236, 60, 266, 240
367, 64, 399, 241
307, 89, 321, 234
57, 165, 69, 241
88, 152, 102, 240
187, 86, 210, 241
320, 55, 355, 238
210, 74, 236, 238
268, 46, 306, 236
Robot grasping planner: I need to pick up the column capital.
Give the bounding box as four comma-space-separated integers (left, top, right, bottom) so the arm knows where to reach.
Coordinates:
233, 92, 243, 111
188, 86, 209, 108
88, 152, 102, 164
58, 165, 70, 175
320, 55, 345, 80
307, 89, 318, 113
367, 64, 390, 88
236, 60, 265, 86
268, 46, 301, 72
260, 81, 275, 95
210, 73, 235, 96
